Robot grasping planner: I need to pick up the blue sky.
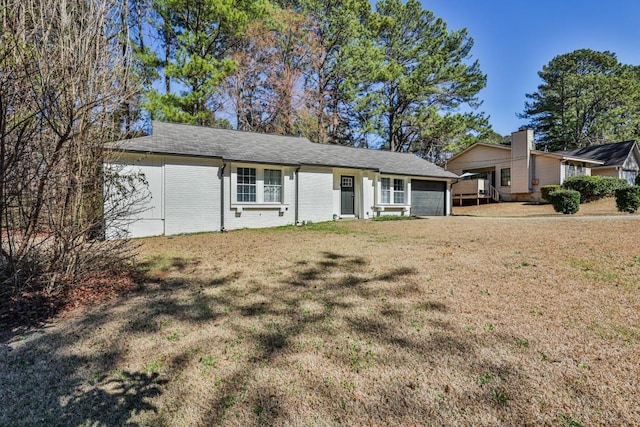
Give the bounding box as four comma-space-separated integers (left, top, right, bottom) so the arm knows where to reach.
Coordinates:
423, 0, 640, 136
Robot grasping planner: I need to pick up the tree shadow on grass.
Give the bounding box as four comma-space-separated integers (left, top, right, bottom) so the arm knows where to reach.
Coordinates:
57, 372, 168, 426
198, 250, 548, 425
199, 251, 473, 424
0, 264, 242, 426
0, 250, 545, 425
0, 328, 168, 426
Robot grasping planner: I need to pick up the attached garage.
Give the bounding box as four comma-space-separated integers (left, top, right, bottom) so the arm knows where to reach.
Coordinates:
411, 180, 446, 216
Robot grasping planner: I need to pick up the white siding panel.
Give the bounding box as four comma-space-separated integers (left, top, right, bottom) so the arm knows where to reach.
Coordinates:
623, 150, 640, 171
125, 219, 165, 238
361, 172, 375, 219
298, 166, 334, 223
165, 158, 220, 235
225, 206, 294, 230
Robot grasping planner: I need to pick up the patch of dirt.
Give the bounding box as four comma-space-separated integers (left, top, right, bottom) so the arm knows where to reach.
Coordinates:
0, 270, 138, 341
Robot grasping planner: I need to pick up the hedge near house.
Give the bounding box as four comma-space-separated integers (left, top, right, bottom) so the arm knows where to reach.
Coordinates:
562, 176, 629, 203
548, 189, 580, 214
540, 185, 561, 202
615, 187, 640, 213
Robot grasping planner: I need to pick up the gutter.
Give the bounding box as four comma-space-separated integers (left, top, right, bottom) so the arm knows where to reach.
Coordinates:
220, 162, 227, 232
448, 178, 461, 216
295, 166, 301, 225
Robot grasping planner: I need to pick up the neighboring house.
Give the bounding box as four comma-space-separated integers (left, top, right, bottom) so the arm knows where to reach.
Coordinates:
107, 121, 458, 238
445, 128, 640, 203
556, 141, 640, 185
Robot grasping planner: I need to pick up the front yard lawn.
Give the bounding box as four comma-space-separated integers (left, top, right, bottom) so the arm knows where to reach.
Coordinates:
1, 216, 639, 426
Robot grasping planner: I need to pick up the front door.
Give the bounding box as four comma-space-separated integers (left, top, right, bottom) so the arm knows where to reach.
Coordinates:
340, 175, 355, 215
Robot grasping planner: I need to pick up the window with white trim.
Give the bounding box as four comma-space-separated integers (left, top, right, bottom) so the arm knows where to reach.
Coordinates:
566, 163, 585, 178
500, 168, 511, 186
237, 167, 256, 202
381, 178, 391, 203
393, 179, 405, 203
264, 169, 282, 203
380, 177, 406, 204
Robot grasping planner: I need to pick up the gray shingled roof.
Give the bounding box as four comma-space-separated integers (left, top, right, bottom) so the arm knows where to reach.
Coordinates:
554, 141, 638, 167
113, 121, 458, 179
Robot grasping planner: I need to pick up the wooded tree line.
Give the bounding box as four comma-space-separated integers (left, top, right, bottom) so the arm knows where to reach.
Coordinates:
125, 0, 492, 159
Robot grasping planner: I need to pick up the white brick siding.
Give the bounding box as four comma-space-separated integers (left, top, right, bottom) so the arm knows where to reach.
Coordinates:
164, 158, 220, 235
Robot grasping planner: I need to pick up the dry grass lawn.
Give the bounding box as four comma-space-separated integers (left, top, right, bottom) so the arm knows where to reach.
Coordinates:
453, 197, 628, 217
1, 212, 639, 426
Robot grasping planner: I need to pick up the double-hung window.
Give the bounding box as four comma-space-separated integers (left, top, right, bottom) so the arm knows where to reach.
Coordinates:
566, 163, 584, 178
381, 177, 405, 204
237, 167, 256, 202
393, 179, 405, 204
381, 178, 391, 203
264, 169, 282, 203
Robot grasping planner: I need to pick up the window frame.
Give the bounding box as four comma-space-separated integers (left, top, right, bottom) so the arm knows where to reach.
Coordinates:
237, 167, 257, 202
233, 166, 285, 205
566, 162, 585, 178
263, 168, 282, 203
500, 168, 511, 187
379, 176, 407, 205
381, 177, 391, 204
393, 178, 405, 204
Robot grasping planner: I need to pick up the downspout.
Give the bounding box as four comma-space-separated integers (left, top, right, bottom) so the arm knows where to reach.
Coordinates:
449, 177, 460, 216
295, 166, 300, 225
530, 155, 536, 192
220, 162, 227, 232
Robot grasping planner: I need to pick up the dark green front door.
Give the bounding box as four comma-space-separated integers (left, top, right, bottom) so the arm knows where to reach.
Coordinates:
341, 175, 355, 215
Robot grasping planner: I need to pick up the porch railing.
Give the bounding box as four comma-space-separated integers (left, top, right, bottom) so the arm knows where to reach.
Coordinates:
452, 178, 500, 205
486, 183, 499, 202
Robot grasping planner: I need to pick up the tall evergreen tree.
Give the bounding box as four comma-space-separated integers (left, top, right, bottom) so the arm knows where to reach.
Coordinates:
521, 49, 640, 151
144, 0, 264, 126
359, 0, 487, 155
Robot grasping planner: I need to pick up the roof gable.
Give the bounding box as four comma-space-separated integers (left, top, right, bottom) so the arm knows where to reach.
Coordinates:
113, 121, 457, 179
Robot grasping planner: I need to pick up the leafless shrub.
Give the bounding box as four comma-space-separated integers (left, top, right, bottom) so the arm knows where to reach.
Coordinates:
0, 0, 141, 297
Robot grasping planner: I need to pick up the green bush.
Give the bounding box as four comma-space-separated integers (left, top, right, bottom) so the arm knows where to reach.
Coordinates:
615, 186, 640, 213
635, 173, 640, 186
548, 189, 580, 214
562, 175, 629, 203
540, 185, 561, 202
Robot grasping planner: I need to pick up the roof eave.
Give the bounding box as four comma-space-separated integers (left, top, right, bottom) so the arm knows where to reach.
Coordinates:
533, 150, 604, 164
107, 147, 224, 160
